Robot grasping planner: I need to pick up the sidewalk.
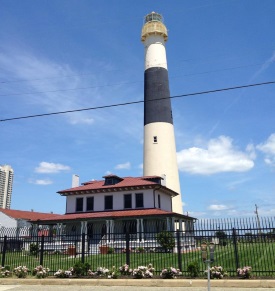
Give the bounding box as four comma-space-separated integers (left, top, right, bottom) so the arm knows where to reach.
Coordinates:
1, 278, 275, 288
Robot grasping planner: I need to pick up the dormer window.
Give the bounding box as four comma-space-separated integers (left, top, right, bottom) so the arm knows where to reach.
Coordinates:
103, 175, 123, 186
143, 176, 162, 184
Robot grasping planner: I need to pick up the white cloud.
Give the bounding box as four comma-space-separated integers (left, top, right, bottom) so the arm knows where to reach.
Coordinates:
177, 136, 255, 175
208, 204, 230, 211
188, 211, 207, 217
69, 116, 94, 125
28, 178, 53, 185
32, 179, 53, 185
257, 133, 275, 166
35, 162, 71, 173
115, 162, 131, 170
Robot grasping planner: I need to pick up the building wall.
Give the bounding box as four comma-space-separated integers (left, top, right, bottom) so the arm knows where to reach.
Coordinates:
65, 188, 172, 214
0, 212, 17, 228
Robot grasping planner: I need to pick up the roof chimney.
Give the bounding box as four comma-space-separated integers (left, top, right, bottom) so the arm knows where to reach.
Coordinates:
161, 174, 166, 187
72, 174, 79, 188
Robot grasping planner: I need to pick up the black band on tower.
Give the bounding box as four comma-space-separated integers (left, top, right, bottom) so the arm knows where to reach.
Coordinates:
144, 67, 173, 125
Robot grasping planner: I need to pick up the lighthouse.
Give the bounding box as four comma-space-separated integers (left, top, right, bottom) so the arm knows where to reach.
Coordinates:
141, 12, 183, 214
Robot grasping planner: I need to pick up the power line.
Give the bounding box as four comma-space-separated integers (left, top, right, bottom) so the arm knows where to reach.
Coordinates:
1, 80, 274, 123
0, 63, 264, 97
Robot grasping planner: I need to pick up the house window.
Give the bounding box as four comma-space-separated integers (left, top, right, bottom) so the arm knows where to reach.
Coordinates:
158, 194, 161, 208
105, 195, 113, 210
135, 193, 144, 208
86, 197, 94, 211
153, 136, 157, 143
124, 194, 132, 209
76, 197, 83, 212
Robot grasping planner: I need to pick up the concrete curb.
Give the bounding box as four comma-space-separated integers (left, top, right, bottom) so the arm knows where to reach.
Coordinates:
1, 279, 275, 288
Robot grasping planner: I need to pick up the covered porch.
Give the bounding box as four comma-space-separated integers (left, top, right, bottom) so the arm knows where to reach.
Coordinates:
30, 209, 196, 254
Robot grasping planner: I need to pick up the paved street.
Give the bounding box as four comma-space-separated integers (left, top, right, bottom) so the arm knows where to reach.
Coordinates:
1, 287, 275, 291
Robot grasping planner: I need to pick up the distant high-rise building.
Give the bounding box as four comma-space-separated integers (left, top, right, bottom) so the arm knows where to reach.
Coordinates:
0, 165, 14, 209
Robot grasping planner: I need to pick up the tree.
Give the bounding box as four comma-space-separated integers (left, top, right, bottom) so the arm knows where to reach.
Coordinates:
215, 230, 227, 246
156, 231, 175, 253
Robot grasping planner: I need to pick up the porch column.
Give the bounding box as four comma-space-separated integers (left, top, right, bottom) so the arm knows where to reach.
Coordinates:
109, 220, 114, 242
179, 219, 183, 232
106, 220, 110, 242
81, 221, 87, 234
81, 221, 88, 252
140, 219, 144, 242
171, 217, 175, 231
178, 219, 183, 247
136, 219, 140, 241
166, 217, 171, 231
56, 223, 63, 237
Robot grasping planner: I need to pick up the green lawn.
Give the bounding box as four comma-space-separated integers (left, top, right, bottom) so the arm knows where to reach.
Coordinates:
1, 242, 275, 277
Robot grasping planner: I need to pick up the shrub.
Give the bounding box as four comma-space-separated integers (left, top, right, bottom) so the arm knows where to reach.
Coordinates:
107, 247, 115, 254
132, 264, 154, 279
108, 266, 119, 279
54, 269, 72, 278
13, 266, 29, 278
119, 264, 132, 276
156, 231, 175, 253
95, 267, 110, 277
160, 267, 182, 279
207, 266, 228, 279
29, 243, 39, 256
32, 265, 50, 278
237, 266, 252, 279
71, 261, 90, 277
0, 266, 11, 278
187, 261, 200, 278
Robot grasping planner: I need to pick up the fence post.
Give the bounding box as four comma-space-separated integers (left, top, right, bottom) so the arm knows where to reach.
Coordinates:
39, 235, 44, 265
125, 231, 130, 266
81, 233, 85, 264
176, 230, 182, 271
232, 228, 239, 270
1, 236, 7, 267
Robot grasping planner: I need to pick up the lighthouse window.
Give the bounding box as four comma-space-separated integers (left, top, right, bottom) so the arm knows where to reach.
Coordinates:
153, 136, 158, 143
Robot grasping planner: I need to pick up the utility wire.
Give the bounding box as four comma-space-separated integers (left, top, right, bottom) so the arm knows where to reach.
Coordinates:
1, 80, 274, 122
0, 63, 264, 97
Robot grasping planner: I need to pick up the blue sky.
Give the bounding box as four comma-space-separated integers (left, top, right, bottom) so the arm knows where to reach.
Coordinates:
0, 0, 274, 218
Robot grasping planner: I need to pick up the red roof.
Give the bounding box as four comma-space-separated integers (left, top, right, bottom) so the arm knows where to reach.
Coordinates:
58, 176, 178, 197
29, 208, 192, 223
0, 208, 61, 221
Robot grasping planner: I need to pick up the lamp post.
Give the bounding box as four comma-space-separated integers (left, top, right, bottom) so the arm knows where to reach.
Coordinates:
201, 242, 215, 291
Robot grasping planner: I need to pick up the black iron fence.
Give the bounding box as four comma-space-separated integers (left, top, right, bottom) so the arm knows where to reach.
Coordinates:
1, 216, 275, 277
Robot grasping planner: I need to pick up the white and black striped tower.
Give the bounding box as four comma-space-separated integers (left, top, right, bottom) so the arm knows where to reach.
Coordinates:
141, 12, 183, 214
